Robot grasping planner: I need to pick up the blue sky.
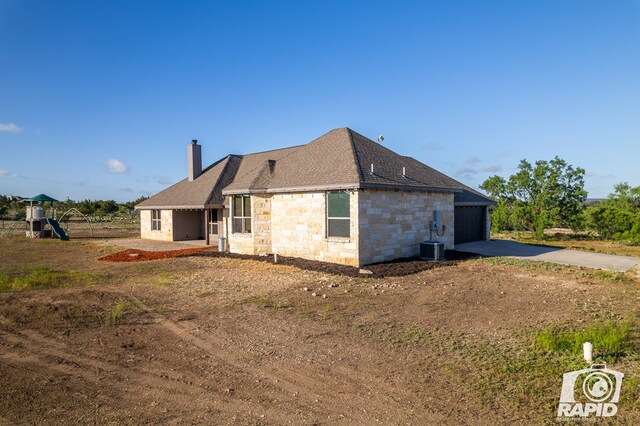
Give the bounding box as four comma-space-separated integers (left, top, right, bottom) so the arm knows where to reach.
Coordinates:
1, 0, 638, 202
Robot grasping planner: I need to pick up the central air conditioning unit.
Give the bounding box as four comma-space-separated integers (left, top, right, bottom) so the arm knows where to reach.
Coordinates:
420, 240, 445, 261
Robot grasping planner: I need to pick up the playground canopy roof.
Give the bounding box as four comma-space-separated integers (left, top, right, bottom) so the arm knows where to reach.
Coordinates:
24, 194, 58, 203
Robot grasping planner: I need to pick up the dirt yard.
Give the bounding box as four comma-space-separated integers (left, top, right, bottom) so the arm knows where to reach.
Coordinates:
1, 237, 639, 424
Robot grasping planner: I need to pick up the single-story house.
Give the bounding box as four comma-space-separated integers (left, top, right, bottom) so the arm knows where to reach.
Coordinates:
136, 128, 494, 266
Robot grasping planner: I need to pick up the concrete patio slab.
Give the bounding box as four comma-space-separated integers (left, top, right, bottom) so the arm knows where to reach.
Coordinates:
455, 239, 640, 272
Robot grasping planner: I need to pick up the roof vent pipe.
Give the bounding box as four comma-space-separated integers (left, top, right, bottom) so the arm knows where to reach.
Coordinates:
370, 163, 374, 175
402, 167, 406, 177
188, 139, 202, 181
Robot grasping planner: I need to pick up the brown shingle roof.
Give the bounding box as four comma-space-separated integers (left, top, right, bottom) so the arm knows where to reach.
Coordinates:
222, 145, 301, 192
137, 127, 494, 209
225, 128, 361, 192
135, 156, 236, 209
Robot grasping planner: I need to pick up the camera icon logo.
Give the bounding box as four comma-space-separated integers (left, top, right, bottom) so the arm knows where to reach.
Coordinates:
557, 364, 624, 418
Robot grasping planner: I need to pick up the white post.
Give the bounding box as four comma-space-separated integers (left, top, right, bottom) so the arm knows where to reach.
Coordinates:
583, 342, 593, 363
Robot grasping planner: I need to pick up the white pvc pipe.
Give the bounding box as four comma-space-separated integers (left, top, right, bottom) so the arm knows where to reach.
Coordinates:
583, 342, 593, 363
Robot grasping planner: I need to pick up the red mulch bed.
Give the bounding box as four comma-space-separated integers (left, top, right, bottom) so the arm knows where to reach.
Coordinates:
98, 247, 212, 262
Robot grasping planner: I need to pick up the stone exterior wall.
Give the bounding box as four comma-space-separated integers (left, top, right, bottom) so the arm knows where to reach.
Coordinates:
270, 192, 360, 266
224, 190, 455, 266
229, 232, 254, 254
358, 190, 455, 265
252, 194, 272, 254
140, 189, 460, 266
140, 209, 173, 241
225, 192, 359, 265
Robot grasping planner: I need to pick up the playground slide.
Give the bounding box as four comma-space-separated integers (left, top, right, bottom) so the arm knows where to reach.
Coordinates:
46, 218, 69, 241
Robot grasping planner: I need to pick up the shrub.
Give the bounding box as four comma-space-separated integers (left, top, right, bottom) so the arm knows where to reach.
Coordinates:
107, 299, 128, 325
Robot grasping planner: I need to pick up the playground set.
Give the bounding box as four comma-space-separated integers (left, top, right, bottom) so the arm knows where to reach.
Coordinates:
1, 194, 93, 240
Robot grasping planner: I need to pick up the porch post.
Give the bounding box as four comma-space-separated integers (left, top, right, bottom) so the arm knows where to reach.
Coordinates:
204, 209, 210, 245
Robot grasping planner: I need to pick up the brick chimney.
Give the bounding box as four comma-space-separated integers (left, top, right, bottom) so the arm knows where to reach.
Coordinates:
187, 139, 202, 181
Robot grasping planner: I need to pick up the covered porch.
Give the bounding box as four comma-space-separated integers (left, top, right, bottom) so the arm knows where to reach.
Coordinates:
138, 207, 225, 245
172, 208, 225, 245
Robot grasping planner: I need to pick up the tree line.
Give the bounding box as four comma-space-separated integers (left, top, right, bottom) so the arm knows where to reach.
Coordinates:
0, 195, 148, 219
480, 157, 640, 243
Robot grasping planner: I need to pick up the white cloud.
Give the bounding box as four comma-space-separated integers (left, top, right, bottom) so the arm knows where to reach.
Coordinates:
456, 167, 478, 176
157, 176, 172, 185
119, 187, 133, 193
0, 169, 19, 178
0, 123, 23, 133
465, 155, 481, 165
481, 164, 503, 173
585, 171, 614, 179
104, 159, 128, 173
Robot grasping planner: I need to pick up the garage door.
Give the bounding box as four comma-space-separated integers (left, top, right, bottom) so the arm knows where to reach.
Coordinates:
454, 206, 485, 244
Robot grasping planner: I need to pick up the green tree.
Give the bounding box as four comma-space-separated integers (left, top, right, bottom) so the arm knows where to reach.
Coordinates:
122, 196, 148, 211
481, 156, 587, 238
586, 182, 640, 242
0, 195, 9, 223
488, 200, 511, 232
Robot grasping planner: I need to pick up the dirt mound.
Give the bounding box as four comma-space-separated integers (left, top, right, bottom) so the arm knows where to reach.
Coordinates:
98, 247, 211, 262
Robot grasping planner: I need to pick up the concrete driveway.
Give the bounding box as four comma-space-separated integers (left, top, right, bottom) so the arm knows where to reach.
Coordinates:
455, 239, 640, 272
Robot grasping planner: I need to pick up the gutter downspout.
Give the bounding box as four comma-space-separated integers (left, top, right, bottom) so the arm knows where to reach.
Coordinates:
225, 211, 229, 252
205, 209, 210, 245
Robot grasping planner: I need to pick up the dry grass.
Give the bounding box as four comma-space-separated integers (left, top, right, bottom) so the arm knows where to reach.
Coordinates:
1, 237, 640, 424
494, 230, 640, 257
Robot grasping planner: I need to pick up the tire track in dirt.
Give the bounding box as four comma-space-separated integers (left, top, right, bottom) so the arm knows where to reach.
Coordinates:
0, 327, 291, 422
213, 311, 428, 409
128, 294, 436, 424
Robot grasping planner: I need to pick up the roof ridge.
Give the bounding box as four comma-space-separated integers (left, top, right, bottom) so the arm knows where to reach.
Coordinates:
204, 156, 233, 204
247, 160, 271, 189
346, 128, 365, 183
198, 154, 229, 175
233, 144, 305, 157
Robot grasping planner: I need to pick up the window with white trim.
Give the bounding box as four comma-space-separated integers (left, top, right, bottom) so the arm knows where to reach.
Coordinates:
151, 209, 161, 231
232, 195, 251, 234
327, 191, 350, 238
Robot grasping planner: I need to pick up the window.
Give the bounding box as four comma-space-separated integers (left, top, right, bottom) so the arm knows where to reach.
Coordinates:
151, 210, 161, 231
208, 209, 219, 235
232, 195, 251, 233
327, 191, 350, 238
